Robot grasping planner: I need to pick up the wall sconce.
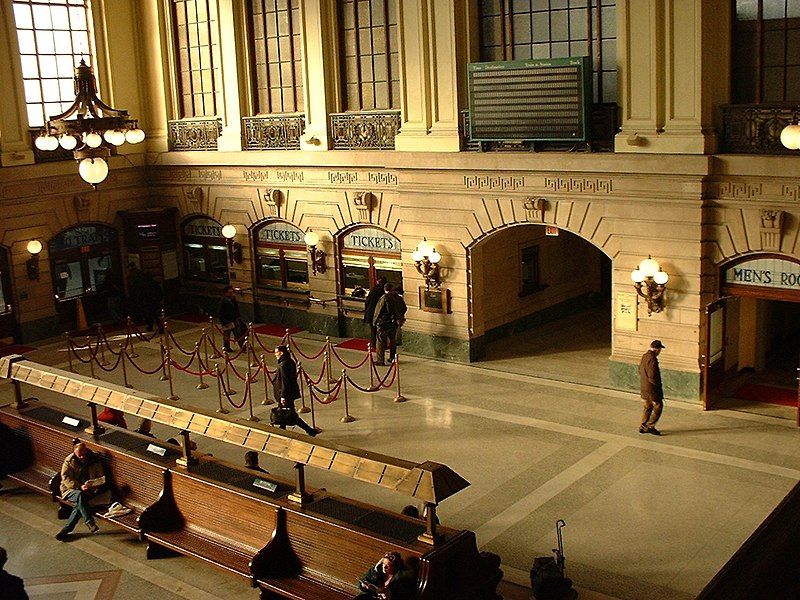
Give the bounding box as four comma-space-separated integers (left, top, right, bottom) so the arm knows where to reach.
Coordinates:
221, 223, 242, 265
26, 239, 42, 280
304, 230, 326, 275
780, 123, 800, 150
631, 255, 669, 316
412, 238, 442, 289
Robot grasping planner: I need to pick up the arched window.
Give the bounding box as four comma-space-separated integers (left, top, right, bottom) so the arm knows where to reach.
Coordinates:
252, 219, 308, 290
338, 226, 402, 296
180, 216, 228, 283
49, 224, 120, 301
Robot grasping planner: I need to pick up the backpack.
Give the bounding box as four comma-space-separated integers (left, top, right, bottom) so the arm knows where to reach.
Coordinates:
530, 556, 573, 599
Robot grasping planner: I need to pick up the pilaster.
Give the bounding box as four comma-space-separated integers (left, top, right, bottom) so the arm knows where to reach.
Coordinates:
137, 0, 170, 152
216, 0, 243, 152
299, 0, 336, 150
0, 1, 34, 166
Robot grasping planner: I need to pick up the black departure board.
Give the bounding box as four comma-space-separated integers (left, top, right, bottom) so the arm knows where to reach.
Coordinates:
467, 56, 592, 142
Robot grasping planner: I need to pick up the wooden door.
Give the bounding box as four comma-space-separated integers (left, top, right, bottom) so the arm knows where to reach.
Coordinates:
701, 298, 728, 410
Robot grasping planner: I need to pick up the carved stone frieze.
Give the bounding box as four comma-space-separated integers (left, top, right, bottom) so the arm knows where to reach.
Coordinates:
760, 209, 784, 251
243, 170, 270, 182
263, 189, 282, 216
329, 171, 358, 184
782, 184, 800, 202
368, 171, 398, 186
463, 175, 525, 190
523, 197, 548, 222
719, 182, 763, 199
544, 177, 612, 194
276, 170, 303, 183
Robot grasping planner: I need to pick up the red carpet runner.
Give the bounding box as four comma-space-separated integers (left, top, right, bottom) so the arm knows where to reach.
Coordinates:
734, 383, 797, 407
252, 324, 303, 337
0, 344, 37, 357
335, 338, 371, 351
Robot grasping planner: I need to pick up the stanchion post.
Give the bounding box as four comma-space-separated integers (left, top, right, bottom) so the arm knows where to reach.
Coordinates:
298, 362, 310, 413
195, 342, 209, 389
89, 340, 96, 378
341, 370, 355, 423
261, 354, 274, 405
214, 365, 228, 414
65, 333, 75, 373
325, 337, 333, 389
120, 343, 133, 388
97, 324, 110, 366
165, 343, 179, 401
369, 345, 375, 390
246, 361, 259, 422
393, 352, 406, 403
224, 353, 237, 395
202, 328, 210, 372
309, 372, 317, 429
126, 317, 139, 358
249, 323, 259, 367
209, 316, 221, 359
159, 343, 168, 381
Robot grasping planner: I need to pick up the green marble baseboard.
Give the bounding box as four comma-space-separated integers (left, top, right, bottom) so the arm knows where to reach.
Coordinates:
609, 360, 700, 401
19, 315, 61, 344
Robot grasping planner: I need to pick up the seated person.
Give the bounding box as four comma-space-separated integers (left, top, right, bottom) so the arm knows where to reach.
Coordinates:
356, 551, 414, 600
97, 407, 127, 429
134, 418, 155, 438
55, 443, 106, 541
244, 450, 268, 473
0, 546, 28, 600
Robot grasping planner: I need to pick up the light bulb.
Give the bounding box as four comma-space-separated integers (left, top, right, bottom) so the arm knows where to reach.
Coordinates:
78, 157, 109, 185
304, 231, 319, 247
84, 132, 102, 148
104, 129, 126, 146
631, 269, 645, 283
36, 135, 58, 151
411, 250, 424, 262
125, 128, 145, 144
417, 238, 433, 255
26, 240, 43, 255
221, 224, 237, 239
653, 270, 669, 285
429, 250, 441, 264
58, 134, 77, 150
638, 256, 660, 278
34, 136, 49, 151
780, 124, 800, 150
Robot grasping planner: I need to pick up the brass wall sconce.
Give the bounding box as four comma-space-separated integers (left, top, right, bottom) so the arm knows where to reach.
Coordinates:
221, 224, 242, 265
26, 239, 42, 280
631, 256, 669, 315
304, 231, 326, 275
412, 238, 442, 289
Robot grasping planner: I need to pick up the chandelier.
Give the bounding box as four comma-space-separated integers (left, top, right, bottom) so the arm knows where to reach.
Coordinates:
34, 59, 145, 188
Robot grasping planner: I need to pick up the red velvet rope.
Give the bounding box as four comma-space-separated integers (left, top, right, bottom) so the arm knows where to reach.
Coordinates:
288, 334, 327, 360
219, 371, 248, 409
166, 328, 195, 355
305, 376, 343, 405
345, 360, 397, 392
330, 345, 371, 369
126, 353, 167, 375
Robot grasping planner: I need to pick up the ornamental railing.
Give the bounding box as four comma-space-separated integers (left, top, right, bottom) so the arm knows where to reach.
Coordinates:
720, 104, 800, 154
242, 113, 304, 150
329, 110, 401, 150
168, 117, 223, 151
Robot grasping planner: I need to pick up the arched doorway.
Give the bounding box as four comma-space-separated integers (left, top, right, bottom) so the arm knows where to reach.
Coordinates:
703, 254, 800, 418
468, 223, 612, 386
49, 224, 121, 326
0, 246, 17, 342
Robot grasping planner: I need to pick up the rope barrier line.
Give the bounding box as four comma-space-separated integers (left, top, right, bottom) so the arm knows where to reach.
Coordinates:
329, 344, 371, 370
287, 332, 327, 360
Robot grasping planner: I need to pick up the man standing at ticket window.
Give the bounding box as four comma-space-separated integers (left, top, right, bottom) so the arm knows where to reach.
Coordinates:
372, 283, 407, 366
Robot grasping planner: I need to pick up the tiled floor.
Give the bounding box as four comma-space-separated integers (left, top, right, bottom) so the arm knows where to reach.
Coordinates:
1, 318, 798, 600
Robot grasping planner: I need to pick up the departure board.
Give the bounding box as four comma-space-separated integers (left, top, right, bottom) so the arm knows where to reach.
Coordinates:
467, 56, 592, 142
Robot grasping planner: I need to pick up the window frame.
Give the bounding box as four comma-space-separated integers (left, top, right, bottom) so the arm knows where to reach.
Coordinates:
251, 219, 309, 291
337, 225, 402, 297
180, 215, 229, 284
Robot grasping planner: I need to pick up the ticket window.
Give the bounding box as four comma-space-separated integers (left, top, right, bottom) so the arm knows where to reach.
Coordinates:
339, 227, 403, 296
253, 220, 309, 291
181, 216, 229, 283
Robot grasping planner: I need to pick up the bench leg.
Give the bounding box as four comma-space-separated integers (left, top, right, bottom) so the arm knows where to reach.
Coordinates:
146, 540, 179, 560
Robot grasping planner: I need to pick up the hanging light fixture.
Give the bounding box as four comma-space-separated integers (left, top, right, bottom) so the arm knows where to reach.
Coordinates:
33, 59, 145, 189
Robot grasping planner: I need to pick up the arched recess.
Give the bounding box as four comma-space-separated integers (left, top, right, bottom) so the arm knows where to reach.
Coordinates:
0, 244, 18, 341
48, 223, 121, 325
179, 214, 228, 284
335, 224, 403, 297
250, 218, 309, 291
466, 221, 612, 380
703, 252, 800, 411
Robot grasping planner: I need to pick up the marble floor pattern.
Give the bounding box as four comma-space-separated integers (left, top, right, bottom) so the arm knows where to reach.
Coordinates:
1, 320, 798, 600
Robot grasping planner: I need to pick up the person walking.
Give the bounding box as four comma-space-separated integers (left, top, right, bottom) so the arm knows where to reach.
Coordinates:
55, 443, 105, 541
639, 340, 666, 435
271, 345, 318, 436
363, 276, 387, 350
217, 285, 245, 353
140, 272, 164, 333
372, 283, 407, 366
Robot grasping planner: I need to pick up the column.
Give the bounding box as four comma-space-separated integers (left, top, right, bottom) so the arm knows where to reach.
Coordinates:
136, 0, 170, 152
216, 0, 244, 152
424, 0, 463, 151
0, 4, 34, 166
299, 0, 337, 150
394, 0, 432, 150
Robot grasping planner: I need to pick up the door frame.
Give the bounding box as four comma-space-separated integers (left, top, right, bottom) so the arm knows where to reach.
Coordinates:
701, 296, 731, 410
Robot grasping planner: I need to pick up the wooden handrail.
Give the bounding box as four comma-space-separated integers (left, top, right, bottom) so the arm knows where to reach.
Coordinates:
0, 355, 468, 505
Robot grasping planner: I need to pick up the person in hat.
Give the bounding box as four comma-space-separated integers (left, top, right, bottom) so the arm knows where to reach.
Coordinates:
639, 340, 665, 435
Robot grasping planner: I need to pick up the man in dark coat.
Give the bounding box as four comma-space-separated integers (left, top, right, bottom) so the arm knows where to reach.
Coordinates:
0, 546, 28, 599
372, 283, 407, 366
140, 272, 164, 333
271, 345, 318, 436
218, 285, 245, 352
363, 276, 387, 349
639, 339, 665, 435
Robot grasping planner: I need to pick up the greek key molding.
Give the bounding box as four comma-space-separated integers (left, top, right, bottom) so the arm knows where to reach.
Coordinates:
276, 170, 303, 183
368, 171, 398, 185
544, 177, 612, 194
463, 175, 525, 190
782, 184, 800, 202
718, 182, 763, 199
329, 171, 358, 184
243, 170, 270, 182
197, 170, 222, 181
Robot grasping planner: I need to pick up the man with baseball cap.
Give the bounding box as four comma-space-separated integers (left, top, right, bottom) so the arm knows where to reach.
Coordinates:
639, 340, 665, 435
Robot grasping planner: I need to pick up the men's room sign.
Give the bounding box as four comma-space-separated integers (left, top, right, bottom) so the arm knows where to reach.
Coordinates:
724, 257, 800, 290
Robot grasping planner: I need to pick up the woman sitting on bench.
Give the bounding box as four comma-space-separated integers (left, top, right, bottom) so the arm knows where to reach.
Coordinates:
355, 551, 414, 600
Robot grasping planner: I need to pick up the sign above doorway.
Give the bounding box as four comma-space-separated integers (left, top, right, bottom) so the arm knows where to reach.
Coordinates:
723, 256, 800, 291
